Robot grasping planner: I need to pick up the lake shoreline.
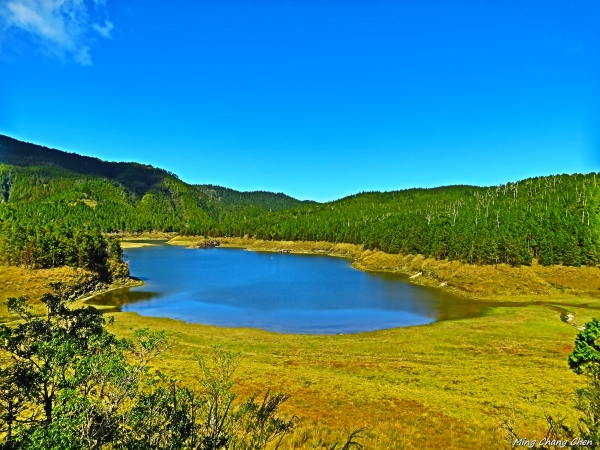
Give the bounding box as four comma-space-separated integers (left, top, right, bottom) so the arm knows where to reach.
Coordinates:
167, 236, 600, 304
59, 236, 599, 335
94, 243, 473, 334
0, 245, 593, 447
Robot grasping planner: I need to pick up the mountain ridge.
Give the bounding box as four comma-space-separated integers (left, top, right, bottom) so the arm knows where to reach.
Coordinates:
1, 133, 599, 268
0, 134, 308, 231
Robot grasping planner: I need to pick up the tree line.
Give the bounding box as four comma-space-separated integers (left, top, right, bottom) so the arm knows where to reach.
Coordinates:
204, 174, 600, 267
2, 172, 599, 268
2, 134, 599, 268
0, 218, 127, 281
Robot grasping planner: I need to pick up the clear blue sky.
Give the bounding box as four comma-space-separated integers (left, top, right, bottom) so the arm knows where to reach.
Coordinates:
1, 0, 598, 202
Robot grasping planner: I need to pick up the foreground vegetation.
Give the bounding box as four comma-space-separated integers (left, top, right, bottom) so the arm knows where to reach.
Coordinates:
64, 301, 600, 448
0, 288, 300, 449
0, 269, 597, 449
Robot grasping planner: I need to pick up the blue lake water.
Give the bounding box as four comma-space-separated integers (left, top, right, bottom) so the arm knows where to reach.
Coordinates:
90, 243, 493, 334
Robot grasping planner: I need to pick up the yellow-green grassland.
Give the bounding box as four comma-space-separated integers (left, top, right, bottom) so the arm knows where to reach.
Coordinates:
2, 238, 600, 449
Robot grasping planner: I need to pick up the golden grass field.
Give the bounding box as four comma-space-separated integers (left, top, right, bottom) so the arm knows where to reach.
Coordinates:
2, 239, 600, 448
0, 265, 95, 319
100, 305, 591, 449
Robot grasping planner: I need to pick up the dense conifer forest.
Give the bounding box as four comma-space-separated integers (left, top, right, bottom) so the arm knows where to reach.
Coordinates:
213, 176, 600, 267
1, 133, 599, 269
196, 184, 314, 213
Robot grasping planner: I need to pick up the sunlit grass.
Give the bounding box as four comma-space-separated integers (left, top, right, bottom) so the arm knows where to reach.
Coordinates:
1, 255, 597, 448
103, 305, 585, 449
119, 241, 160, 249
0, 265, 90, 319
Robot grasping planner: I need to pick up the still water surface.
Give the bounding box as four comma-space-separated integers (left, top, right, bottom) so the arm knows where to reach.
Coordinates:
90, 243, 497, 334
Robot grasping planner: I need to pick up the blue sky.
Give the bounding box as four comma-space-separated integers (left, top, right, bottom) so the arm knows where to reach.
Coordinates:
0, 0, 598, 202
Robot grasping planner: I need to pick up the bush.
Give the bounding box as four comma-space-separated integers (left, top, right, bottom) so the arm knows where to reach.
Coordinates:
0, 286, 294, 449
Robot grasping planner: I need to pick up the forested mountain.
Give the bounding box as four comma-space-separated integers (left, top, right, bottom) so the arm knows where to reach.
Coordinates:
0, 134, 217, 232
0, 134, 170, 197
196, 184, 313, 212
0, 134, 305, 269
0, 134, 305, 233
208, 176, 600, 267
1, 133, 599, 268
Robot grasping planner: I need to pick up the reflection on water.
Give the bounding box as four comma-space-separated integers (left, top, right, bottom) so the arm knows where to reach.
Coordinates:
88, 289, 163, 308
89, 243, 506, 334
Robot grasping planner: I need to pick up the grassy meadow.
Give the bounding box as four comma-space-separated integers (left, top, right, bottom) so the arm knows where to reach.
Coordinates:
98, 304, 586, 449
0, 265, 93, 319
2, 241, 599, 448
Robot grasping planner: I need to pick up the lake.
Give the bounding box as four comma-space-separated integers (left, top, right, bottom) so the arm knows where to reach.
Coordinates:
90, 242, 496, 334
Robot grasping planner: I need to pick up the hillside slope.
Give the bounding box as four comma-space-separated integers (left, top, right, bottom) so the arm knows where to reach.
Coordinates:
209, 176, 600, 267
1, 133, 599, 268
196, 184, 313, 213
0, 134, 305, 235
